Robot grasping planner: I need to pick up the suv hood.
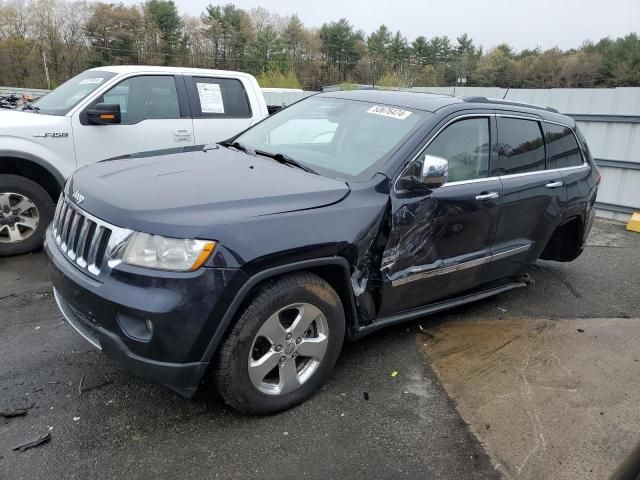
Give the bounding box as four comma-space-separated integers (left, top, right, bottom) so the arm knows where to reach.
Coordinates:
68, 146, 350, 236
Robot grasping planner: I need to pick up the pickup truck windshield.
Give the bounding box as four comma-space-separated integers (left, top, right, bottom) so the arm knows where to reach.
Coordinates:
32, 70, 116, 116
233, 96, 427, 178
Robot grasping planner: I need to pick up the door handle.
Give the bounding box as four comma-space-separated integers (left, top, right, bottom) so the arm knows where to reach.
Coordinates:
475, 192, 499, 201
174, 129, 191, 136
545, 181, 564, 189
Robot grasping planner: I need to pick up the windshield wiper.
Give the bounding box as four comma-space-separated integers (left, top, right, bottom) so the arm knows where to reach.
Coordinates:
254, 150, 317, 175
21, 103, 40, 113
219, 140, 255, 155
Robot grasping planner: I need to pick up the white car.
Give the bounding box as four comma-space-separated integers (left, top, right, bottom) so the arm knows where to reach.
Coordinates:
0, 66, 269, 256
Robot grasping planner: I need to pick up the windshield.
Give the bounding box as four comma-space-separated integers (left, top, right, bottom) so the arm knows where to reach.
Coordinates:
234, 96, 427, 178
32, 70, 117, 116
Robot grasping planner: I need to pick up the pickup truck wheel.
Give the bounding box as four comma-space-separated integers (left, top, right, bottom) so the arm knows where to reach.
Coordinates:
0, 174, 54, 257
214, 272, 345, 415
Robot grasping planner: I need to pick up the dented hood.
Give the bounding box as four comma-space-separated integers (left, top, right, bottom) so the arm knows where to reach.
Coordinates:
68, 146, 350, 237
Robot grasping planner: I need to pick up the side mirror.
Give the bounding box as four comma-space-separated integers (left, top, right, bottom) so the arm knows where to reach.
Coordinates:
86, 103, 121, 125
419, 154, 448, 189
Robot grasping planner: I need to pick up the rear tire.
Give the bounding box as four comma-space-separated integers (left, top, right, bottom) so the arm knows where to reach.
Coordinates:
214, 272, 345, 415
0, 174, 55, 257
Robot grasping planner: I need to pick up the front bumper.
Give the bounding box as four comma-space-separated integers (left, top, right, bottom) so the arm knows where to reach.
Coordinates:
45, 227, 244, 396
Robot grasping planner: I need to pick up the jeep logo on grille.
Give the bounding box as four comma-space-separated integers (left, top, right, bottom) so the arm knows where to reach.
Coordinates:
72, 190, 85, 204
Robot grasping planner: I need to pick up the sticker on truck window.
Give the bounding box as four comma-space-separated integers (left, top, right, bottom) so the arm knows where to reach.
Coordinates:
78, 78, 104, 85
196, 82, 225, 114
366, 105, 412, 120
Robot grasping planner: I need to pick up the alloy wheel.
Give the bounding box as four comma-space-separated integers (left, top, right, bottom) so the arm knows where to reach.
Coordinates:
248, 302, 329, 396
0, 192, 39, 244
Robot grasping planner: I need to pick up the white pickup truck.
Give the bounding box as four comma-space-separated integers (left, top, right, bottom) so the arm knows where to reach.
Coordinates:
0, 66, 270, 256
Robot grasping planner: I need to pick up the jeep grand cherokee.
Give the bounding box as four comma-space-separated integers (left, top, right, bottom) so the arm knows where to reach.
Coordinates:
45, 91, 599, 414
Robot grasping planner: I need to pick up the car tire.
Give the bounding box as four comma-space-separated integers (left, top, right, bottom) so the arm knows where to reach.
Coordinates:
0, 174, 55, 257
214, 272, 345, 415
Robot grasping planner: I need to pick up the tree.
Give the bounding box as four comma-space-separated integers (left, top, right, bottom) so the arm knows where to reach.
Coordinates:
411, 36, 429, 66
388, 30, 408, 69
246, 24, 285, 75
474, 46, 516, 87
282, 14, 304, 62
144, 0, 182, 65
202, 3, 252, 69
319, 18, 364, 82
85, 3, 142, 65
452, 33, 478, 83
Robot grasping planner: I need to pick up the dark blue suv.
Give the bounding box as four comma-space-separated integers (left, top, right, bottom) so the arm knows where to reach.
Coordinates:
45, 90, 600, 414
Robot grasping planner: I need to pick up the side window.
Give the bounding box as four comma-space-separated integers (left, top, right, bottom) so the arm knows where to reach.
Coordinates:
497, 117, 545, 175
191, 77, 251, 118
425, 117, 490, 182
545, 123, 583, 169
98, 75, 180, 124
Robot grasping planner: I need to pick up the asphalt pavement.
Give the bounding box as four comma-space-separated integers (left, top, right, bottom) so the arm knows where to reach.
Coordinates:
1, 218, 638, 479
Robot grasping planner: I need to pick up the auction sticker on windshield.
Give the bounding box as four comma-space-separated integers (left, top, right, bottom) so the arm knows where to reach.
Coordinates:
366, 105, 412, 120
78, 78, 104, 85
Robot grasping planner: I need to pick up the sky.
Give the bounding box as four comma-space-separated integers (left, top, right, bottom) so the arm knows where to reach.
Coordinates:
167, 0, 640, 51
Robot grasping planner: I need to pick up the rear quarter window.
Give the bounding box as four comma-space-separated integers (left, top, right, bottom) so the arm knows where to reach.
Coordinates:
545, 123, 583, 169
190, 77, 251, 118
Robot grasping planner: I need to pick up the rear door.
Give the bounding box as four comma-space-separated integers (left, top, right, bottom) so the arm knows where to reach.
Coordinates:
185, 76, 256, 144
380, 114, 502, 314
73, 74, 194, 164
486, 114, 567, 282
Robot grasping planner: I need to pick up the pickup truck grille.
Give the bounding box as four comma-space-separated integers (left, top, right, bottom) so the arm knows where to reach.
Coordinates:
52, 195, 117, 276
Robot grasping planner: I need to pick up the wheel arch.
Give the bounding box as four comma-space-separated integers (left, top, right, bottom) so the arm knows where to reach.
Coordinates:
539, 214, 585, 262
200, 257, 358, 364
0, 152, 65, 201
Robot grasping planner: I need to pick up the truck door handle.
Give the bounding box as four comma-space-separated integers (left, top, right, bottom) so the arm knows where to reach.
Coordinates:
545, 181, 564, 189
475, 192, 499, 201
174, 129, 191, 136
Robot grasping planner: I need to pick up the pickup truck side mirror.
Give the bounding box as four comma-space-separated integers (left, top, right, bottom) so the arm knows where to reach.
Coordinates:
418, 154, 448, 189
86, 103, 121, 125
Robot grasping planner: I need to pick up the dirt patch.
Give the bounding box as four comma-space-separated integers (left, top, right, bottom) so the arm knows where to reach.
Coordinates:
419, 318, 640, 479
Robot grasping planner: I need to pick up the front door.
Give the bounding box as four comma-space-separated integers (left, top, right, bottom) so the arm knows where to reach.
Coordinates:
72, 74, 194, 165
380, 115, 502, 315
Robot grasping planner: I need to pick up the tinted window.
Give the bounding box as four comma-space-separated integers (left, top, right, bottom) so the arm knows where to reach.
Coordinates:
98, 75, 180, 124
191, 77, 251, 118
426, 118, 490, 182
545, 123, 583, 169
498, 117, 545, 174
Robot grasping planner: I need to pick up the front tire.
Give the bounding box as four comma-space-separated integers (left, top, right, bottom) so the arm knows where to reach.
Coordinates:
214, 272, 345, 415
0, 174, 55, 257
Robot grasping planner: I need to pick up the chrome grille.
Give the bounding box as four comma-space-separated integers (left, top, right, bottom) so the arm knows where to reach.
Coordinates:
52, 195, 130, 277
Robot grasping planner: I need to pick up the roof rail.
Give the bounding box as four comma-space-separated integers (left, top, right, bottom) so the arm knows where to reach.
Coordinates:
463, 96, 560, 114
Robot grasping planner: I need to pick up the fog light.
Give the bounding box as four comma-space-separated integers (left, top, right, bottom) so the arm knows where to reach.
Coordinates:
116, 312, 153, 342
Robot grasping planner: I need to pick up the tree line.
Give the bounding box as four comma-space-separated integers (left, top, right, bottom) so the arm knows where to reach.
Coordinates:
0, 0, 639, 90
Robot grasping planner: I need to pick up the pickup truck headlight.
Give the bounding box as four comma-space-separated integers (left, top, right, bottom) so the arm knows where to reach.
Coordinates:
121, 233, 216, 271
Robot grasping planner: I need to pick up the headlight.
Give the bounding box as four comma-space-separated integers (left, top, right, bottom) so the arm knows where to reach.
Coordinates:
121, 233, 216, 271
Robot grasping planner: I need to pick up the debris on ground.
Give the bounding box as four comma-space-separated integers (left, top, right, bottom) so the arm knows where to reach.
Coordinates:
391, 371, 398, 378
13, 432, 51, 452
0, 409, 28, 418
81, 379, 113, 394
363, 392, 370, 401
578, 328, 585, 333
78, 373, 86, 395
418, 324, 435, 339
